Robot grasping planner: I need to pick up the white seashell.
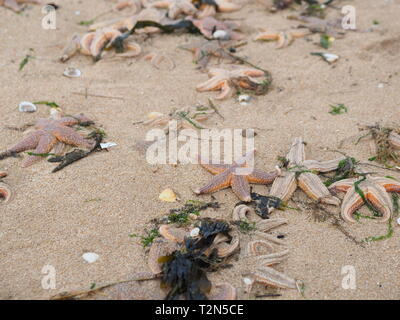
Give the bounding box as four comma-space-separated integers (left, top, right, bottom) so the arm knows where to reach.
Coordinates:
190, 227, 200, 237
82, 252, 99, 263
397, 217, 400, 226
100, 142, 117, 149
159, 188, 177, 202
18, 101, 37, 113
63, 67, 81, 78
213, 30, 229, 40
238, 94, 251, 106
377, 83, 384, 89
243, 277, 253, 285
322, 53, 339, 63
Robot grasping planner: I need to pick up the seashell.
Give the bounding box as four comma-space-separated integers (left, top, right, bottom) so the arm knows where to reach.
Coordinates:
0, 183, 12, 204
63, 67, 81, 78
190, 227, 200, 237
100, 142, 118, 149
397, 217, 400, 226
213, 30, 229, 40
323, 53, 339, 63
238, 94, 251, 106
159, 224, 187, 243
82, 252, 99, 263
18, 101, 37, 113
159, 188, 177, 202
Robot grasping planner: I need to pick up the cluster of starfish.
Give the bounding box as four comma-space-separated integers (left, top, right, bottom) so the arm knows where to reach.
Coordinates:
0, 113, 95, 168
194, 138, 400, 224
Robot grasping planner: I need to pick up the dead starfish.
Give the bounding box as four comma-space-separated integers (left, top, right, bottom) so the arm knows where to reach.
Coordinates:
269, 137, 345, 212
288, 15, 346, 38
196, 67, 268, 100
113, 0, 143, 14
254, 28, 309, 49
194, 150, 281, 202
0, 171, 12, 204
196, 0, 241, 18
232, 205, 298, 292
179, 39, 237, 69
329, 175, 400, 223
0, 114, 95, 167
151, 0, 198, 19
186, 16, 243, 40
0, 0, 41, 12
142, 106, 215, 134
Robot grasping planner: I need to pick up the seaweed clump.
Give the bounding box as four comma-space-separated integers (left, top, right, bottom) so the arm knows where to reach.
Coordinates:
161, 219, 230, 300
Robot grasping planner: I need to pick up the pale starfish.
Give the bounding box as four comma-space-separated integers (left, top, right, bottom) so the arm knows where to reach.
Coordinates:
113, 0, 143, 14
254, 28, 310, 49
329, 175, 400, 223
289, 15, 346, 38
196, 0, 241, 18
186, 16, 243, 40
150, 0, 197, 19
194, 151, 281, 202
142, 106, 215, 134
179, 39, 237, 69
390, 131, 400, 149
0, 114, 95, 167
196, 67, 268, 100
232, 205, 297, 292
269, 137, 345, 212
0, 171, 12, 204
0, 0, 41, 12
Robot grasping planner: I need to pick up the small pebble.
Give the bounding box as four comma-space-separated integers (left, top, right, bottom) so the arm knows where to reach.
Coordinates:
82, 252, 99, 263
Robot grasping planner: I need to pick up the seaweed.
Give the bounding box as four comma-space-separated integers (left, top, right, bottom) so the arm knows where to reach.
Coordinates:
19, 54, 35, 71
324, 157, 357, 187
236, 191, 281, 218
33, 101, 60, 109
329, 103, 347, 115
232, 220, 256, 233
167, 200, 220, 226
130, 228, 160, 247
161, 219, 230, 300
363, 219, 393, 242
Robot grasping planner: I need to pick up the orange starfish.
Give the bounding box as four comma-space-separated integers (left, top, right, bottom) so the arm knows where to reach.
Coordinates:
0, 0, 41, 12
195, 151, 281, 202
196, 67, 268, 100
0, 114, 95, 167
254, 28, 309, 49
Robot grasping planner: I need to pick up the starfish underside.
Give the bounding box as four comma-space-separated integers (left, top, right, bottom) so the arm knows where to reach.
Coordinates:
329, 176, 400, 223
269, 137, 345, 212
1, 0, 41, 12
195, 151, 280, 202
1, 114, 95, 167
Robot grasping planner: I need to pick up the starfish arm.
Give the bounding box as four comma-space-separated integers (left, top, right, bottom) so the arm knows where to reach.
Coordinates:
365, 183, 393, 222
6, 130, 43, 153
215, 0, 241, 12
21, 132, 57, 167
215, 80, 233, 100
302, 156, 346, 173
372, 177, 400, 193
52, 126, 95, 149
328, 178, 358, 193
198, 156, 231, 174
269, 171, 297, 202
276, 31, 290, 49
247, 266, 297, 290
194, 170, 232, 195
250, 249, 290, 267
196, 76, 225, 92
340, 186, 364, 223
389, 131, 400, 149
297, 172, 340, 206
3, 0, 22, 12
247, 168, 279, 185
231, 174, 251, 202
150, 0, 171, 9
286, 137, 305, 166
56, 114, 94, 127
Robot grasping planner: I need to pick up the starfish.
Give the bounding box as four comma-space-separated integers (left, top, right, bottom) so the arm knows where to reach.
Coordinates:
254, 28, 309, 49
196, 67, 269, 100
150, 0, 198, 19
0, 0, 41, 12
269, 137, 345, 212
194, 150, 281, 202
196, 0, 241, 18
142, 106, 215, 134
329, 175, 400, 223
288, 15, 346, 38
390, 131, 400, 149
0, 171, 11, 204
179, 39, 237, 69
232, 204, 297, 292
0, 114, 95, 167
186, 16, 243, 40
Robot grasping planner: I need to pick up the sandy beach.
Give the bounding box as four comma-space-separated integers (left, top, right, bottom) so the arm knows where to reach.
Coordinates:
0, 0, 400, 300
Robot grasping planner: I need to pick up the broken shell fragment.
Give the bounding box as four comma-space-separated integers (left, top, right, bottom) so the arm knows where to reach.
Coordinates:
82, 252, 99, 263
238, 94, 251, 106
159, 188, 178, 202
18, 101, 37, 113
190, 227, 200, 237
0, 183, 12, 204
63, 67, 82, 78
311, 52, 339, 64
100, 142, 118, 149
